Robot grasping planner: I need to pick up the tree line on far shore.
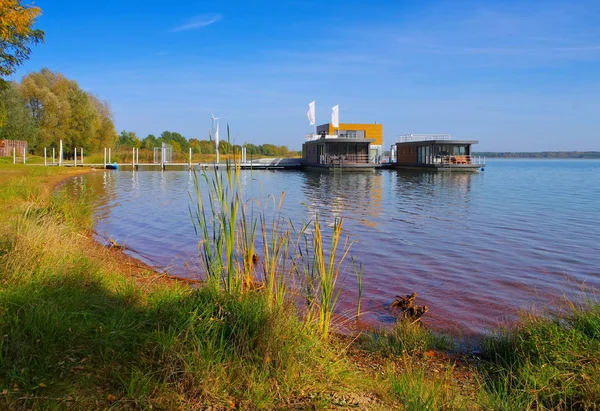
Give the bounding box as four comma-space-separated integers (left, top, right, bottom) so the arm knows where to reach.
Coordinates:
117, 130, 299, 157
0, 68, 299, 158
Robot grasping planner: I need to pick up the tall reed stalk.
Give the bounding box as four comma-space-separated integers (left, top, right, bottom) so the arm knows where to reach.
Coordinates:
190, 128, 356, 338
354, 258, 363, 320
294, 217, 354, 338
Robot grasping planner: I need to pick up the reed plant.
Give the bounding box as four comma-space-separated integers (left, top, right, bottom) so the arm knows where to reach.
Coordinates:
189, 129, 357, 338
354, 258, 363, 320
260, 193, 293, 308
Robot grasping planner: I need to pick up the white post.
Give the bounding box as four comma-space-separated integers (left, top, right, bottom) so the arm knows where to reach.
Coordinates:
136, 148, 139, 165
104, 148, 107, 168
23, 148, 26, 164
81, 148, 83, 165
74, 147, 77, 167
59, 140, 63, 166
13, 147, 16, 164
132, 147, 135, 168
108, 148, 111, 163
44, 148, 47, 166
52, 147, 55, 164
189, 147, 192, 167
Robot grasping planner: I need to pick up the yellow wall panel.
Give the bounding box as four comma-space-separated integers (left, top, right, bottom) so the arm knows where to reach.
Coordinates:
328, 123, 383, 145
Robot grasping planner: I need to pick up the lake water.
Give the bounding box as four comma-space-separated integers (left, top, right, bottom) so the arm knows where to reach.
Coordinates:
73, 160, 600, 336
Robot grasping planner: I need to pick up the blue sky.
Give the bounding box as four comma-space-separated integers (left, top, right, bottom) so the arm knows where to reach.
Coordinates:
11, 0, 600, 151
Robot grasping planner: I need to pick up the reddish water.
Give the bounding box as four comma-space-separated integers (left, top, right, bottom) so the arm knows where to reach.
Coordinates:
76, 160, 600, 337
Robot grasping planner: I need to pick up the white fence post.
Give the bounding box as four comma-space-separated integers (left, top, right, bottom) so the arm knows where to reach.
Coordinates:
74, 147, 77, 167
59, 140, 63, 166
81, 148, 84, 165
13, 147, 16, 164
44, 148, 47, 166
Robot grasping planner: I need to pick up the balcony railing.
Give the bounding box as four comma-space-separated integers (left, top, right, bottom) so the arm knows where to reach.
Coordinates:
397, 134, 452, 143
419, 155, 485, 165
305, 133, 366, 141
319, 153, 371, 164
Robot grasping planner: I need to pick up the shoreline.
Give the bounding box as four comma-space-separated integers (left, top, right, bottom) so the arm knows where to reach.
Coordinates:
1, 163, 597, 409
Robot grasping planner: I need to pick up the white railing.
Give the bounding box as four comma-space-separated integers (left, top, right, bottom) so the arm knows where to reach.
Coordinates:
397, 134, 452, 143
419, 155, 485, 165
305, 133, 366, 141
319, 153, 371, 164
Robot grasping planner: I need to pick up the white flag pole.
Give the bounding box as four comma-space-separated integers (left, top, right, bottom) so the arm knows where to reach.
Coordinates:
307, 100, 316, 135
332, 105, 340, 132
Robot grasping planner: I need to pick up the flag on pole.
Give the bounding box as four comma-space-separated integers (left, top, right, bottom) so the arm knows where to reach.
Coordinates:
332, 104, 339, 128
307, 101, 316, 125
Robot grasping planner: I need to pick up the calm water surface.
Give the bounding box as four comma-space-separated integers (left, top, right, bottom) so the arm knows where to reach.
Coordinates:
74, 160, 600, 336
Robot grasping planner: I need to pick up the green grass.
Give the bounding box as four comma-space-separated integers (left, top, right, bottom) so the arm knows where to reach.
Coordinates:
360, 319, 455, 356
387, 358, 466, 411
1, 162, 599, 409
0, 164, 378, 409
479, 301, 600, 410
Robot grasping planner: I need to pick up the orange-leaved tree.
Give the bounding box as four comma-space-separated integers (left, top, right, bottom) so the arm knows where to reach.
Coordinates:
0, 0, 44, 78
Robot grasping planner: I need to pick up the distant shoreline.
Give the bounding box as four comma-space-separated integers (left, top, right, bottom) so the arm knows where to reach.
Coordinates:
473, 151, 600, 159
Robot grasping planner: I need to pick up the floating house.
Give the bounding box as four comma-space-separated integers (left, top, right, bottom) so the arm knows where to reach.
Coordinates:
392, 134, 485, 171
301, 123, 383, 171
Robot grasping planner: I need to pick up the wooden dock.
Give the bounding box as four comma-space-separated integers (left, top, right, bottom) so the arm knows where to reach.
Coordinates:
50, 158, 304, 171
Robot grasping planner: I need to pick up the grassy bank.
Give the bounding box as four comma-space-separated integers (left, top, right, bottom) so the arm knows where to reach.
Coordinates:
0, 164, 598, 410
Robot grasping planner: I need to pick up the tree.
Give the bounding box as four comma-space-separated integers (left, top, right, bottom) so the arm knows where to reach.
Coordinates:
160, 130, 188, 153
0, 0, 44, 81
20, 69, 71, 152
14, 69, 117, 154
142, 134, 157, 150
89, 95, 117, 151
0, 80, 37, 147
261, 144, 278, 156
117, 130, 141, 148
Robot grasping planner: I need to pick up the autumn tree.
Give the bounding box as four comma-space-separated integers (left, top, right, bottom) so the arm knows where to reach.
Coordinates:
0, 0, 44, 79
89, 95, 117, 151
0, 80, 37, 145
15, 68, 117, 154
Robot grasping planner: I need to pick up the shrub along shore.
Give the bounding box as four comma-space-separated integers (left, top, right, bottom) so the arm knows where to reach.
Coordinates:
0, 163, 598, 410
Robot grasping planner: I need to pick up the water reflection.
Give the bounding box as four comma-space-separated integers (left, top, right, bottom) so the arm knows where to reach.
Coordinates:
65, 162, 600, 337
300, 171, 384, 229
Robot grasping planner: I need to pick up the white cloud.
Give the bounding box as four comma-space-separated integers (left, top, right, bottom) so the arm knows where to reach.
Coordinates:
171, 13, 222, 32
